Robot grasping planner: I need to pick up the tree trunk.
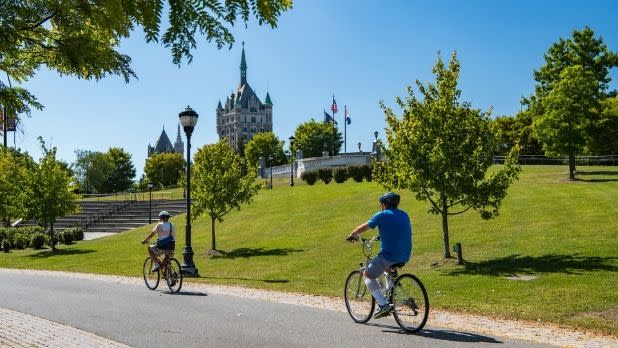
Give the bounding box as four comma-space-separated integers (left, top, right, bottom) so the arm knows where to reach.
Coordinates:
441, 198, 452, 259
568, 147, 576, 180
210, 216, 216, 251
50, 223, 56, 251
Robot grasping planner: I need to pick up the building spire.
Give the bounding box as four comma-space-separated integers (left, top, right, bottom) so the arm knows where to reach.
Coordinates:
240, 41, 247, 86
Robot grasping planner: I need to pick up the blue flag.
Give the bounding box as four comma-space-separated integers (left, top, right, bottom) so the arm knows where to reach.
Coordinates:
324, 110, 337, 124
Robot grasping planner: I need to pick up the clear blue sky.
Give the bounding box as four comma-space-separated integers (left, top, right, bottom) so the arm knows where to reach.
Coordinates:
8, 0, 618, 177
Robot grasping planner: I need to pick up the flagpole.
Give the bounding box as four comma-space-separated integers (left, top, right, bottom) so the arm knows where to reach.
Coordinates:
344, 105, 347, 154
332, 94, 335, 156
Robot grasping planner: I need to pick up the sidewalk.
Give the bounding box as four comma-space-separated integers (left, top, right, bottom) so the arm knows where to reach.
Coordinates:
0, 307, 130, 348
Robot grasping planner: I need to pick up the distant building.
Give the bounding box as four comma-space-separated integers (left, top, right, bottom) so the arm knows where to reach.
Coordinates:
216, 43, 273, 149
148, 124, 184, 157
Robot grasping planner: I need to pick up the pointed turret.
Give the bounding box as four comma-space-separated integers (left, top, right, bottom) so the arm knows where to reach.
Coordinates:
217, 100, 223, 110
240, 42, 247, 86
264, 92, 273, 105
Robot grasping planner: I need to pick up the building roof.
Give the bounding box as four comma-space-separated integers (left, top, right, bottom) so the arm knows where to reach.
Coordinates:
153, 128, 174, 154
264, 92, 273, 105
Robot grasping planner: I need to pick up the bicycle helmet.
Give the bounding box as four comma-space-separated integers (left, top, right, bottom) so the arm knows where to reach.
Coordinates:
158, 211, 170, 218
379, 192, 400, 207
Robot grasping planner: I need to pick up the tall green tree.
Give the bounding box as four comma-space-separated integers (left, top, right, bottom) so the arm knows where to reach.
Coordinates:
534, 66, 599, 179
244, 132, 286, 168
0, 147, 35, 226
26, 138, 79, 250
291, 120, 343, 158
373, 52, 521, 259
191, 140, 260, 254
73, 150, 114, 193
589, 97, 618, 155
144, 152, 185, 187
102, 147, 136, 192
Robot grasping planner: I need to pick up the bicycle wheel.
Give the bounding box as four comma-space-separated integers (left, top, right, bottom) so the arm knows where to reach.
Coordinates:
390, 274, 429, 333
165, 258, 183, 293
344, 270, 375, 323
143, 257, 160, 290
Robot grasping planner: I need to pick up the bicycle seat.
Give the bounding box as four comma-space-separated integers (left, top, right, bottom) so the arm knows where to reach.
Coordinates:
391, 262, 406, 268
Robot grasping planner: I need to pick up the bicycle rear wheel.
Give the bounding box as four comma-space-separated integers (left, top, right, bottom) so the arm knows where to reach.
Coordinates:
390, 274, 429, 333
143, 257, 160, 290
165, 258, 183, 293
344, 270, 375, 323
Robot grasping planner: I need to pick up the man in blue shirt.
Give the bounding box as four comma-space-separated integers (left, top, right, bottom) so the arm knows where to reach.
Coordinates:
347, 192, 412, 319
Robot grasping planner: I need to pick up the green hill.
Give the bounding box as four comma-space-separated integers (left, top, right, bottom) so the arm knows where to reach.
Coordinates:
1, 165, 617, 334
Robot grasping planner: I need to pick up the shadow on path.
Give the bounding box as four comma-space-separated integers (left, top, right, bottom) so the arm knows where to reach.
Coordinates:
211, 247, 304, 259
448, 253, 618, 276
367, 323, 502, 343
172, 291, 208, 296
28, 248, 95, 259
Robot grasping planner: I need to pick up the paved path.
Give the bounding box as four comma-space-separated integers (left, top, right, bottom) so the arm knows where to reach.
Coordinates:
0, 269, 610, 347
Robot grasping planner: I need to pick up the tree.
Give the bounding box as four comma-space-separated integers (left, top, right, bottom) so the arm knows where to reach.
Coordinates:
291, 120, 343, 158
144, 152, 185, 187
102, 147, 136, 192
73, 150, 114, 193
191, 140, 260, 254
589, 97, 618, 155
534, 66, 599, 179
244, 132, 286, 168
0, 1, 291, 122
492, 116, 517, 155
513, 109, 543, 155
373, 52, 521, 259
0, 147, 35, 226
26, 138, 79, 250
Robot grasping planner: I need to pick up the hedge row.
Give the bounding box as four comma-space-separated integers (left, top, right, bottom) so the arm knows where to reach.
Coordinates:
300, 164, 373, 185
0, 226, 85, 252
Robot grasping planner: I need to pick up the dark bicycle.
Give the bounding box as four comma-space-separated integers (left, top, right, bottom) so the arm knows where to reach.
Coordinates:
143, 256, 183, 293
344, 235, 429, 332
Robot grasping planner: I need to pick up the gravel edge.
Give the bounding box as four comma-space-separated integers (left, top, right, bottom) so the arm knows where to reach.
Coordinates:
1, 268, 616, 348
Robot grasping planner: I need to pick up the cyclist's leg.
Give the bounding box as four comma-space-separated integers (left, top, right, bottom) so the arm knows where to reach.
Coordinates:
147, 245, 160, 264
364, 255, 391, 307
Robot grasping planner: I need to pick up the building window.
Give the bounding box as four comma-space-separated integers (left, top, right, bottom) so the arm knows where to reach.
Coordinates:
251, 116, 256, 123
250, 107, 257, 112
243, 127, 248, 132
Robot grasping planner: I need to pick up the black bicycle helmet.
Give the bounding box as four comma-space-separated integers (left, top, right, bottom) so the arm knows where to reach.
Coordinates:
159, 211, 170, 218
379, 192, 400, 206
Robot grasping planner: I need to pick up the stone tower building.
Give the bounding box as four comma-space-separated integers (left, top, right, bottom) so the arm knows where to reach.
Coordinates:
216, 43, 273, 149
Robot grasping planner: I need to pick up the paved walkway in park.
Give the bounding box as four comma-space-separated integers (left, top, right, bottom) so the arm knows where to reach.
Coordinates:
0, 269, 616, 348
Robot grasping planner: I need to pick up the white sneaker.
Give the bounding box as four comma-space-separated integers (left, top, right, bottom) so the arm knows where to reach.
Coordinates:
151, 262, 161, 272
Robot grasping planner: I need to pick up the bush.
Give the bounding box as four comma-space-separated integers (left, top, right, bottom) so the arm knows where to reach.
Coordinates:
317, 168, 333, 184
1, 239, 10, 252
301, 170, 318, 185
333, 167, 349, 183
11, 233, 30, 249
347, 165, 365, 182
60, 230, 75, 245
18, 226, 46, 235
360, 164, 373, 182
30, 233, 48, 249
63, 227, 85, 241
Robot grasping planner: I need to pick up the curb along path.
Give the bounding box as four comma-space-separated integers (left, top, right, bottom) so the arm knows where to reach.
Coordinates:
0, 307, 130, 348
1, 268, 616, 348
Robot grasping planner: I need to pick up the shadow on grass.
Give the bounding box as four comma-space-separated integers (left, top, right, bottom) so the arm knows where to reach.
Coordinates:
211, 247, 304, 259
576, 170, 618, 175
575, 170, 618, 182
448, 253, 618, 276
367, 323, 502, 343
574, 177, 618, 182
27, 248, 96, 259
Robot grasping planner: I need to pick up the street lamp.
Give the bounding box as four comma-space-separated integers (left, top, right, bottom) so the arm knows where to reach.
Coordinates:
358, 142, 362, 153
178, 106, 199, 276
147, 181, 154, 223
289, 136, 295, 187
268, 155, 273, 189
374, 131, 379, 141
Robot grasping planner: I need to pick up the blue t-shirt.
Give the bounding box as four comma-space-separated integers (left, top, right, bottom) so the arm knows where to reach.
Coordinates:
367, 208, 412, 263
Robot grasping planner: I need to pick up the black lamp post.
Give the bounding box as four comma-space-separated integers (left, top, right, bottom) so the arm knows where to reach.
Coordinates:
147, 181, 154, 223
374, 131, 379, 141
289, 136, 295, 187
358, 142, 362, 153
268, 155, 273, 189
179, 106, 199, 276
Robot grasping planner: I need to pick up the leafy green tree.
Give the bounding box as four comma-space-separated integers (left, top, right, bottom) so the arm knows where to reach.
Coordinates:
101, 147, 136, 192
0, 1, 291, 123
492, 116, 518, 155
533, 66, 599, 179
589, 97, 618, 155
291, 120, 343, 158
374, 52, 521, 259
191, 140, 260, 254
0, 147, 35, 226
26, 138, 79, 250
513, 109, 543, 155
73, 150, 114, 193
244, 132, 286, 168
144, 152, 185, 187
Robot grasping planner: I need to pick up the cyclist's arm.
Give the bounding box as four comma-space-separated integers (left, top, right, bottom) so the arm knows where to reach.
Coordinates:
141, 224, 160, 244
348, 222, 370, 239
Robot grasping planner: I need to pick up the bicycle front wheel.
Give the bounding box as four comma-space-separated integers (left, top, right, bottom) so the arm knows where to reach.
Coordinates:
165, 258, 183, 293
143, 257, 160, 290
390, 274, 429, 333
344, 270, 375, 323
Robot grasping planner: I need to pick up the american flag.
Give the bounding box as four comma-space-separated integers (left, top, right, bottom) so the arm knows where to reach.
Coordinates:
331, 97, 338, 114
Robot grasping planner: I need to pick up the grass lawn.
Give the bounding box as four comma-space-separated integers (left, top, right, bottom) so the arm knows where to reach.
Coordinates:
2, 165, 617, 335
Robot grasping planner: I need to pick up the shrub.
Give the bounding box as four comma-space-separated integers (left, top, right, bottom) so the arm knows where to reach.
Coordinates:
333, 167, 349, 183
1, 239, 10, 252
317, 168, 333, 184
360, 164, 373, 182
18, 226, 46, 235
30, 233, 48, 249
63, 227, 85, 241
347, 165, 365, 182
60, 230, 75, 245
11, 233, 30, 249
301, 170, 318, 185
